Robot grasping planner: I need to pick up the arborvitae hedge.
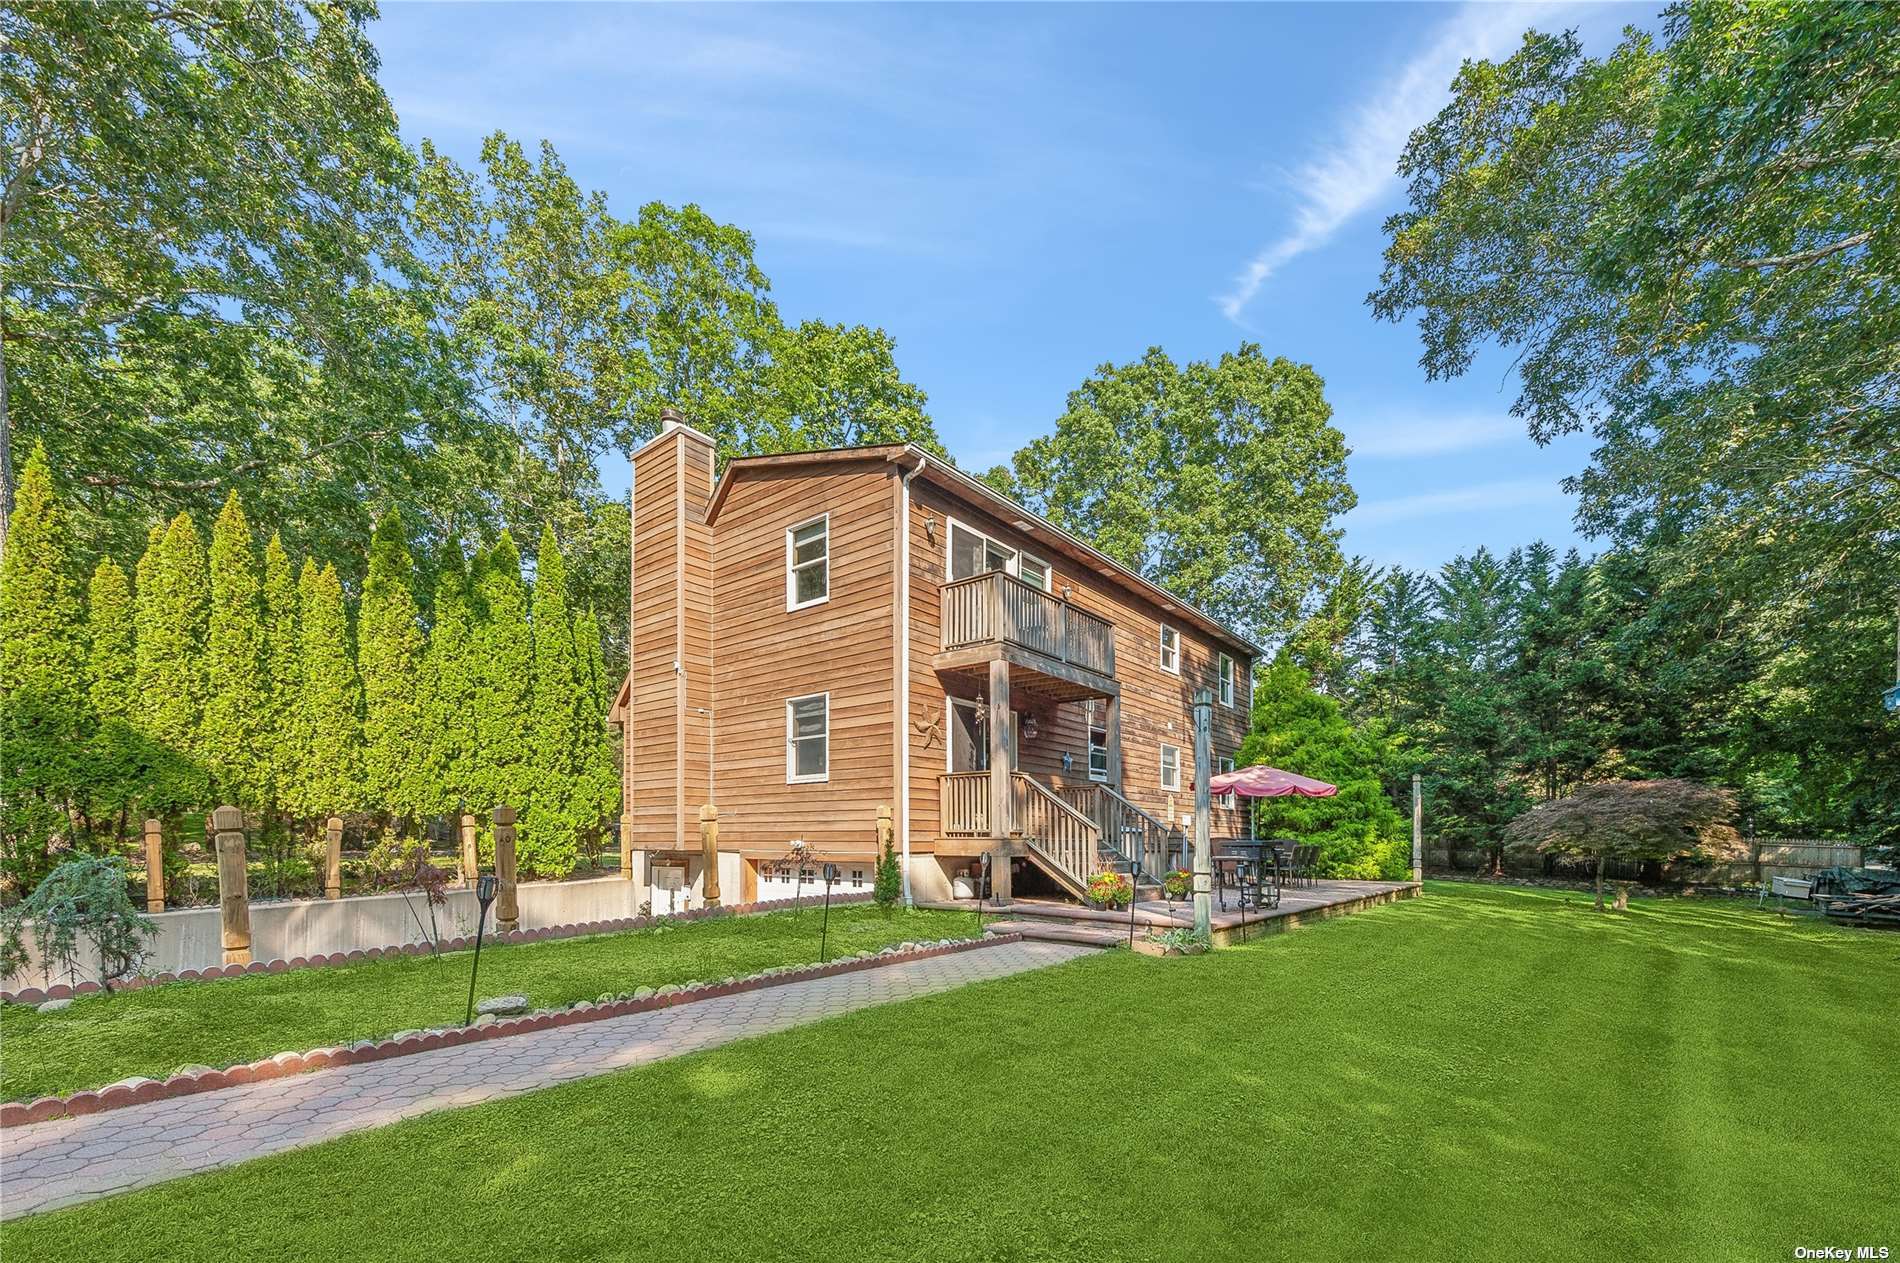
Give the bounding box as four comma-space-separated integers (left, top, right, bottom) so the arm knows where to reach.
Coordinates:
260, 533, 300, 816
0, 446, 88, 886
472, 532, 533, 824
359, 510, 424, 821
85, 559, 136, 723
293, 560, 362, 821
522, 525, 583, 875
203, 493, 268, 811
417, 543, 478, 819
133, 513, 209, 815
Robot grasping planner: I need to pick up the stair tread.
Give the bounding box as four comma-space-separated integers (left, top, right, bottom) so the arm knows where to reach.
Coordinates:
985, 920, 1127, 947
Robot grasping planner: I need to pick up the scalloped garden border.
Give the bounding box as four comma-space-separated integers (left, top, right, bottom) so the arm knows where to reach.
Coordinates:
0, 891, 878, 1006
1, 931, 1023, 1129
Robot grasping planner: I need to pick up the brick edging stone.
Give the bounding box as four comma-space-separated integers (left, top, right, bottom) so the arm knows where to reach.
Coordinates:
0, 932, 1023, 1130
0, 892, 877, 1006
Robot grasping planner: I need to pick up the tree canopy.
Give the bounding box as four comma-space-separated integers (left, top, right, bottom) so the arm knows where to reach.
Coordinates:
1504, 778, 1742, 907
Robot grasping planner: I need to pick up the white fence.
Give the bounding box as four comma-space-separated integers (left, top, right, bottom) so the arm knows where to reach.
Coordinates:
4, 875, 646, 993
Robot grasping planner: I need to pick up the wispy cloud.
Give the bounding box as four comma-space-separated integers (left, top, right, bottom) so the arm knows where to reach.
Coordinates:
1346, 413, 1524, 459
1347, 477, 1564, 527
1218, 2, 1561, 322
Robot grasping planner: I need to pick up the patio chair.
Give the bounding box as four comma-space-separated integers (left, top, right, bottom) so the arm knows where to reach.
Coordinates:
1292, 844, 1317, 888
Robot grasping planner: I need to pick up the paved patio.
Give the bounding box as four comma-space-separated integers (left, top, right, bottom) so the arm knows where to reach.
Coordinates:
928, 878, 1419, 937
0, 939, 1090, 1220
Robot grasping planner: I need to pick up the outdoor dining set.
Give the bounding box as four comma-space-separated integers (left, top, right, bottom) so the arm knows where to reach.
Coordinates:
1202, 762, 1338, 913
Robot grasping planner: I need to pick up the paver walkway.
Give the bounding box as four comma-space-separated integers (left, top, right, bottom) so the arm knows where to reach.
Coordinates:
0, 939, 1090, 1220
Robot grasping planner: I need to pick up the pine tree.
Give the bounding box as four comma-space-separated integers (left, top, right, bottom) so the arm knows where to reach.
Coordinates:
85, 558, 137, 724
417, 543, 478, 818
292, 560, 362, 820
522, 526, 585, 876
0, 445, 88, 887
133, 512, 210, 815
471, 533, 533, 821
259, 534, 301, 815
359, 509, 425, 822
203, 492, 268, 811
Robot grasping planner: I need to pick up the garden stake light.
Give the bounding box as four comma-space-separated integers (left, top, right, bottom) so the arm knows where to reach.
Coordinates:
819, 864, 839, 962
463, 873, 499, 1026
976, 852, 990, 936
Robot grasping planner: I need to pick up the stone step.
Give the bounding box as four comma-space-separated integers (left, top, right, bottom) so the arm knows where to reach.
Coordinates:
984, 919, 1129, 949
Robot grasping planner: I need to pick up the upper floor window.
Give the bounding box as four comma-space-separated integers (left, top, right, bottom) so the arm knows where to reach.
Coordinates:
1219, 653, 1236, 707
787, 515, 829, 610
1160, 743, 1181, 793
1159, 625, 1181, 675
948, 519, 1050, 590
786, 692, 829, 782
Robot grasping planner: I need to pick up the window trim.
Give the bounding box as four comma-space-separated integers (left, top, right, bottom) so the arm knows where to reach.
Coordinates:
786, 691, 830, 784
785, 513, 830, 612
1087, 705, 1109, 783
1216, 755, 1237, 808
945, 516, 1050, 590
1158, 625, 1181, 675
1219, 653, 1236, 707
1160, 742, 1182, 793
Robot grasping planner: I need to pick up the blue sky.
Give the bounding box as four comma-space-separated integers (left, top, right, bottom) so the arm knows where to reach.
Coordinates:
372, 1, 1648, 576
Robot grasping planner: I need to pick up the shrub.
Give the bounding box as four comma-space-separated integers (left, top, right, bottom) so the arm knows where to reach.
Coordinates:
1088, 869, 1132, 908
1146, 926, 1207, 951
873, 835, 901, 911
0, 856, 156, 987
1162, 869, 1191, 900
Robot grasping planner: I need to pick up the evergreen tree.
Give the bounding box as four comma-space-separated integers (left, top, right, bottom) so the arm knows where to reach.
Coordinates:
571, 605, 623, 861
417, 543, 478, 819
259, 534, 301, 815
85, 558, 137, 725
522, 525, 585, 876
359, 509, 425, 821
471, 533, 533, 819
1238, 656, 1409, 880
0, 445, 88, 887
202, 492, 268, 811
292, 560, 362, 820
133, 512, 210, 816
84, 557, 143, 849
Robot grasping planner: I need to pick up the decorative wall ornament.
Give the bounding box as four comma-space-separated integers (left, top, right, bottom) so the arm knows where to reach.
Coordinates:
914, 703, 944, 750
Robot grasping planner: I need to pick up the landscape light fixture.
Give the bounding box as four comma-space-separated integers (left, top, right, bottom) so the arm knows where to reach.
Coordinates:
463, 873, 500, 1027
976, 852, 992, 935
819, 863, 840, 962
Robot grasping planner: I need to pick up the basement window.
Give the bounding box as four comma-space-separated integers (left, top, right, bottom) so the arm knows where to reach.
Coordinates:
787, 515, 829, 610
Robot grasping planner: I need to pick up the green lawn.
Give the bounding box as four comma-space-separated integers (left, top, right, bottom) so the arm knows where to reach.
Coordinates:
5, 884, 1895, 1261
0, 904, 975, 1101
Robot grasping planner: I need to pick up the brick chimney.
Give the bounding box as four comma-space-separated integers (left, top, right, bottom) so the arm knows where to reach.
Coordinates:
626, 410, 716, 858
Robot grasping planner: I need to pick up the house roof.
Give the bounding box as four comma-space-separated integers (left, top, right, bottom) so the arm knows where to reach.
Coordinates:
703, 443, 1263, 656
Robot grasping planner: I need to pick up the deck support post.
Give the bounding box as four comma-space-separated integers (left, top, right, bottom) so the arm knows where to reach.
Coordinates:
1191, 690, 1213, 940
1411, 774, 1423, 884
1104, 693, 1123, 792
986, 657, 1012, 841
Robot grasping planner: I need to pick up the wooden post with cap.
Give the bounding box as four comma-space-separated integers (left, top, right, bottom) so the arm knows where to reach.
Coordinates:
213, 805, 251, 966
1192, 689, 1213, 941
142, 817, 165, 913
700, 804, 721, 907
324, 816, 344, 899
459, 811, 479, 885
493, 805, 519, 931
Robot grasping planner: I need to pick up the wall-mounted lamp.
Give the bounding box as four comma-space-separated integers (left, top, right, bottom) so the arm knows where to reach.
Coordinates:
924, 515, 940, 544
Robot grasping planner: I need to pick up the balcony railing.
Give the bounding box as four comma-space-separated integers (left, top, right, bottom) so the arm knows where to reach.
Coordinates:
938, 571, 1116, 677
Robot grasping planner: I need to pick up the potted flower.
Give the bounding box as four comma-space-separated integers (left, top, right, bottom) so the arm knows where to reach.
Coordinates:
1133, 926, 1209, 957
1087, 869, 1132, 910
1161, 868, 1191, 906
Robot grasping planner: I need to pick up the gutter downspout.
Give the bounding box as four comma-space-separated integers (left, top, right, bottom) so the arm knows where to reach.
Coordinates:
896, 452, 925, 908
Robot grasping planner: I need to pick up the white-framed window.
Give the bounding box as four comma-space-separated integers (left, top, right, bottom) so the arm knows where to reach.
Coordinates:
1018, 552, 1052, 591
1087, 704, 1109, 782
786, 692, 829, 782
947, 518, 1050, 589
1217, 755, 1236, 808
786, 514, 829, 610
1160, 743, 1181, 793
1158, 625, 1180, 674
1219, 653, 1236, 707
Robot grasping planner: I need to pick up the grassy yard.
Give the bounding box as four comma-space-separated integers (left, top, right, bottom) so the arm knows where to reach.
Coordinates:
5, 883, 1894, 1261
0, 904, 975, 1101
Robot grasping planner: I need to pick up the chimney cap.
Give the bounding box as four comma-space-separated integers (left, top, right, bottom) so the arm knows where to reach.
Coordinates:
659, 406, 686, 432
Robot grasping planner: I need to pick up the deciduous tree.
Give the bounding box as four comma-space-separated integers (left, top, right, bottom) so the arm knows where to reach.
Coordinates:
1503, 778, 1743, 909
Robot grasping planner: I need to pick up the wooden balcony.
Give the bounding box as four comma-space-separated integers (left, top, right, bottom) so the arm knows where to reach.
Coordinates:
934, 571, 1117, 702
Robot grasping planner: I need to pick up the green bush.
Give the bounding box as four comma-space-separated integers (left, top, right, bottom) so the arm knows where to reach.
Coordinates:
0, 856, 156, 987
873, 835, 901, 910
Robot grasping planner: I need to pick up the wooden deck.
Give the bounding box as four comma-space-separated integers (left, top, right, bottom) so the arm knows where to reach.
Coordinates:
922, 878, 1421, 946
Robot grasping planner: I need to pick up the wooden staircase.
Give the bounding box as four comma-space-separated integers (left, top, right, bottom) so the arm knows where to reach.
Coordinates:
940, 771, 1183, 905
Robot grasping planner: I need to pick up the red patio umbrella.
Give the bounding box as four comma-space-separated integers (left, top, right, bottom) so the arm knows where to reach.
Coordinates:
1208, 764, 1337, 798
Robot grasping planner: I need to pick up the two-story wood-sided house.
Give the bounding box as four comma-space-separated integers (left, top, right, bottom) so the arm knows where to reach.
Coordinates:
609, 414, 1259, 910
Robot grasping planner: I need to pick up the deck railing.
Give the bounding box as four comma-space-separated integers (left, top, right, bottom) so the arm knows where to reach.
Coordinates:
941, 771, 990, 837
1061, 783, 1178, 879
1011, 773, 1102, 890
939, 571, 1115, 677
